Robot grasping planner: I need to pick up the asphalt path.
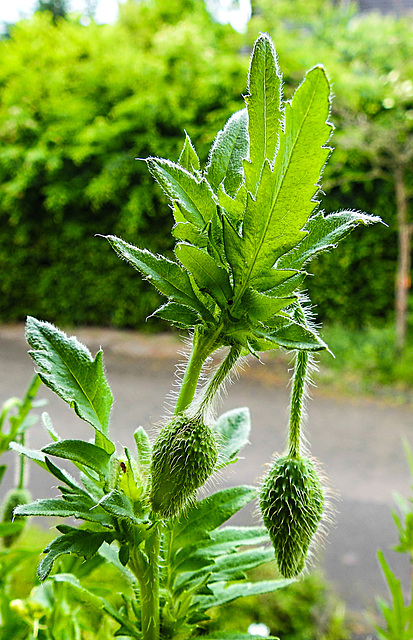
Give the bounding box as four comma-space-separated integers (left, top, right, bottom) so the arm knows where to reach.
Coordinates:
1, 324, 412, 633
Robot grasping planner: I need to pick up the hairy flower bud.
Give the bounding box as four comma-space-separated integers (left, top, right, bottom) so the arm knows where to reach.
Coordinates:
260, 456, 324, 578
1, 488, 31, 548
150, 414, 218, 518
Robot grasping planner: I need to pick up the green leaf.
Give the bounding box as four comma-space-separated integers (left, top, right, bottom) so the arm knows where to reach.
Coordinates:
172, 221, 208, 247
25, 317, 114, 451
244, 33, 283, 194
242, 289, 296, 322
9, 442, 47, 469
171, 486, 258, 550
38, 528, 115, 580
215, 407, 251, 468
98, 490, 139, 523
41, 411, 60, 442
14, 498, 112, 525
175, 547, 275, 592
147, 157, 216, 228
205, 109, 248, 197
228, 66, 332, 311
105, 236, 212, 321
175, 243, 232, 309
134, 426, 152, 479
178, 131, 200, 173
42, 440, 112, 478
174, 526, 270, 573
256, 317, 328, 351
151, 302, 201, 329
219, 184, 247, 228
279, 210, 382, 271
44, 456, 90, 496
195, 578, 293, 610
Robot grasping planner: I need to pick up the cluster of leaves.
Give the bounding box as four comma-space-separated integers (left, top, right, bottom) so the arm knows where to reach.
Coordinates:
248, 0, 413, 327
105, 34, 378, 359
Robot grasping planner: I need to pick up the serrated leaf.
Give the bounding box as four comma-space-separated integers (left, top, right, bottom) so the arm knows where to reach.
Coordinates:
257, 317, 328, 351
195, 578, 293, 610
14, 498, 112, 525
151, 302, 201, 329
229, 66, 332, 312
25, 317, 114, 451
242, 289, 296, 322
176, 546, 275, 593
44, 457, 90, 496
174, 526, 270, 573
279, 209, 382, 271
172, 221, 208, 247
105, 236, 212, 322
37, 528, 115, 580
147, 157, 216, 228
178, 131, 200, 173
42, 440, 112, 478
9, 441, 47, 468
98, 489, 138, 523
175, 243, 232, 309
252, 268, 298, 294
171, 486, 258, 551
205, 109, 248, 197
219, 184, 246, 228
215, 407, 251, 468
244, 34, 283, 194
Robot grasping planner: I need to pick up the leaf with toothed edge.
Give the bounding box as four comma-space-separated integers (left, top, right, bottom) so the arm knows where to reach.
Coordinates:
25, 317, 114, 453
104, 235, 214, 323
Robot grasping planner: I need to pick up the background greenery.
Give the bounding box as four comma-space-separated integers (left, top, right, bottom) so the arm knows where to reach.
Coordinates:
0, 0, 411, 345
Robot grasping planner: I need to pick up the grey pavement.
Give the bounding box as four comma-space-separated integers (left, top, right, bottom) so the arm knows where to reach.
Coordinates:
1, 324, 412, 632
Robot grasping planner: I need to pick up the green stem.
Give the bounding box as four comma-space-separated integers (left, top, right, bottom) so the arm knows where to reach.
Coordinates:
17, 434, 25, 490
287, 349, 309, 459
197, 344, 241, 417
174, 325, 222, 416
134, 526, 161, 640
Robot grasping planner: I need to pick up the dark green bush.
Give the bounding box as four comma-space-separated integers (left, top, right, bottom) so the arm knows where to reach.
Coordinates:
0, 0, 247, 328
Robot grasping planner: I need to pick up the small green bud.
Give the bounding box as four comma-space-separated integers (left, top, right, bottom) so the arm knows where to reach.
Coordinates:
260, 456, 324, 578
150, 414, 218, 518
1, 488, 31, 548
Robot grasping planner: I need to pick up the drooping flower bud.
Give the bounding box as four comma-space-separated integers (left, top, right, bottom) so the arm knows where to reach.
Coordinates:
150, 414, 218, 518
1, 488, 31, 548
260, 456, 324, 578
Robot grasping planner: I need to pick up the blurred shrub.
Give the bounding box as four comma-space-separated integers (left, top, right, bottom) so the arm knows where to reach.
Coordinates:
204, 564, 349, 640
0, 0, 247, 328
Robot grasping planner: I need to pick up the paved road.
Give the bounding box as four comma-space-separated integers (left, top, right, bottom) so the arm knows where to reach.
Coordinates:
1, 324, 412, 631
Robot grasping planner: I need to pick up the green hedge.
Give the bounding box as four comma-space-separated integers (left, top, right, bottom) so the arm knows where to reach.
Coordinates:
0, 0, 247, 328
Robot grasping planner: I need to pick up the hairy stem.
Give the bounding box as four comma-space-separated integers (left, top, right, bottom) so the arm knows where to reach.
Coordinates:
129, 526, 161, 640
174, 325, 222, 415
288, 349, 309, 459
197, 344, 242, 417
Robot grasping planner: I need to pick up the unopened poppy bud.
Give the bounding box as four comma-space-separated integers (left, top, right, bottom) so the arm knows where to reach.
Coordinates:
260, 456, 324, 578
150, 414, 218, 518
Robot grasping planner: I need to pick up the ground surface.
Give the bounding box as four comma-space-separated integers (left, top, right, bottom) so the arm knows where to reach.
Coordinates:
1, 324, 412, 636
